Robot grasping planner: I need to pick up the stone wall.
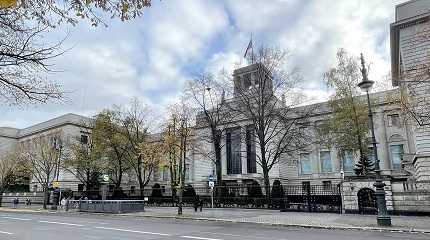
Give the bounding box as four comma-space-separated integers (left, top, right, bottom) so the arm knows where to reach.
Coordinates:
341, 178, 394, 214
392, 190, 430, 214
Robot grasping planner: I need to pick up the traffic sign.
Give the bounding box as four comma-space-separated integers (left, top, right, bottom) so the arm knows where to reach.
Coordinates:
102, 174, 109, 182
52, 181, 60, 188
208, 175, 214, 182
209, 181, 215, 188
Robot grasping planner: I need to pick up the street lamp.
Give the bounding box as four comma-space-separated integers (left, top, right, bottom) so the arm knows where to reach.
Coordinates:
358, 53, 391, 226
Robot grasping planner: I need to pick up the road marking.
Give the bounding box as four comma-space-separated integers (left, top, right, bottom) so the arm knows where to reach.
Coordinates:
38, 220, 84, 227
181, 236, 222, 240
199, 231, 285, 240
95, 226, 172, 236
0, 230, 13, 235
2, 216, 31, 221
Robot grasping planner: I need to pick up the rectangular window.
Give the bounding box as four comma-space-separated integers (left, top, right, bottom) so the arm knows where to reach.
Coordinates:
390, 145, 404, 170
323, 181, 332, 190
80, 135, 89, 144
130, 186, 136, 194
343, 150, 355, 172
388, 114, 400, 127
246, 126, 256, 173
300, 153, 312, 174
226, 128, 242, 174
320, 151, 332, 173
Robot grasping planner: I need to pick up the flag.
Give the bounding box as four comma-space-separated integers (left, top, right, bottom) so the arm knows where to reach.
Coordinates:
244, 38, 253, 58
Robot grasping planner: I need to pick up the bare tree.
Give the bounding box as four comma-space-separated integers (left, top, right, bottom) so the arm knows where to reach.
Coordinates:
228, 46, 312, 200
162, 99, 195, 215
0, 13, 64, 105
186, 72, 232, 188
19, 132, 64, 209
0, 152, 23, 206
0, 1, 152, 105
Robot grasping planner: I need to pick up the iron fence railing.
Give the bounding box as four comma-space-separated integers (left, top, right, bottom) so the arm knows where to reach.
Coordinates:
69, 184, 342, 213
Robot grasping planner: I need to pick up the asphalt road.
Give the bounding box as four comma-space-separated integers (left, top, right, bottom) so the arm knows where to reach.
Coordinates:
0, 212, 427, 240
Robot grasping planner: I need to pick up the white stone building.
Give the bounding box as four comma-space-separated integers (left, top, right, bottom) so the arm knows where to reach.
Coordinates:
0, 113, 91, 191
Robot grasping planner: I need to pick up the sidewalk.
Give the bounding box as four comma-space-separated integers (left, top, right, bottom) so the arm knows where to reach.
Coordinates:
1, 204, 430, 233
123, 207, 430, 233
0, 203, 51, 213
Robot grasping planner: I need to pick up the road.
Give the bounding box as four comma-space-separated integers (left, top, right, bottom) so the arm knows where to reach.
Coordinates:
0, 212, 427, 240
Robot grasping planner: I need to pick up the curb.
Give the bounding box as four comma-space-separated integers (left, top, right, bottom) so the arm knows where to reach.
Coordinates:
1, 208, 429, 234
0, 208, 49, 213
117, 214, 430, 234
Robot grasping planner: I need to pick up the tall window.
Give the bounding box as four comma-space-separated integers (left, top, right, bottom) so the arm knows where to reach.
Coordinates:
162, 166, 169, 181
320, 151, 332, 173
343, 150, 355, 172
246, 126, 256, 173
226, 128, 242, 174
185, 163, 190, 180
390, 144, 404, 170
300, 153, 311, 174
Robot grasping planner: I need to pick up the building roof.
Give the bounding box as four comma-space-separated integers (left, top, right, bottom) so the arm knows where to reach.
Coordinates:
0, 113, 91, 139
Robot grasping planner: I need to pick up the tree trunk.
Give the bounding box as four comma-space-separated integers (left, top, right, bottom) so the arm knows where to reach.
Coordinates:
43, 187, 49, 209
262, 168, 271, 205
214, 136, 222, 204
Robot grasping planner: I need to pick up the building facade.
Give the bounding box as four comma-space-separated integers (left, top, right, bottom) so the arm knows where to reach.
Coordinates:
391, 0, 430, 184
0, 113, 91, 191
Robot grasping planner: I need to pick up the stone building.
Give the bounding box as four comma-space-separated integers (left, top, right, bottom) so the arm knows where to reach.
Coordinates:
0, 113, 91, 191
391, 0, 430, 184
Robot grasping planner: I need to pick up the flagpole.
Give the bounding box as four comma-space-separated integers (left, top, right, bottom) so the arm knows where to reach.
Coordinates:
251, 33, 254, 64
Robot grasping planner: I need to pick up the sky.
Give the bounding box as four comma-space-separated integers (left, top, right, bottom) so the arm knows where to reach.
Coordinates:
0, 0, 405, 129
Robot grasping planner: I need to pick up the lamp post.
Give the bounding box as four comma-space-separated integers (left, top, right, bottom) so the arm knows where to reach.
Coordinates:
358, 53, 391, 226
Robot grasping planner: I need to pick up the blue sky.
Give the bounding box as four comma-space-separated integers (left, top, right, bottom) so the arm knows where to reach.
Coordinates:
0, 0, 404, 128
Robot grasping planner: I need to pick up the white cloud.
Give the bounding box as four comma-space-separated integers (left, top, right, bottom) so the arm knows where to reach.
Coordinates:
0, 0, 406, 128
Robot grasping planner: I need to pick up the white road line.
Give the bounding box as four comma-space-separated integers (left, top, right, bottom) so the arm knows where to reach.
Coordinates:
199, 231, 284, 240
2, 216, 31, 221
95, 226, 172, 236
181, 236, 222, 240
38, 220, 84, 227
0, 230, 13, 235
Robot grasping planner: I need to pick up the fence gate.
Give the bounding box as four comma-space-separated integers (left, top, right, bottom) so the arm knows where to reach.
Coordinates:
283, 184, 342, 213
357, 188, 376, 214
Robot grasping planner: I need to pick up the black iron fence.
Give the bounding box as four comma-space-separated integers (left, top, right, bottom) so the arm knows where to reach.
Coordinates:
71, 183, 342, 213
